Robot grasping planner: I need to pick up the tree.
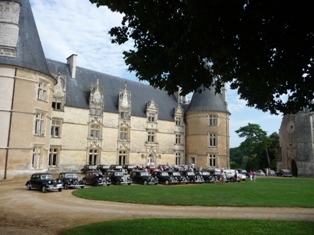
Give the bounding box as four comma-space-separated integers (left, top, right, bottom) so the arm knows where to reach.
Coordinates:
90, 0, 313, 115
235, 123, 276, 169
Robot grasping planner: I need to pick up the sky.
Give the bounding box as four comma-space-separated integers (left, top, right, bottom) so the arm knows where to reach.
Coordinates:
29, 0, 282, 148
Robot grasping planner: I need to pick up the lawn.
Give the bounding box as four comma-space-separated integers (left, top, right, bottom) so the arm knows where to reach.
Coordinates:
72, 177, 314, 207
65, 177, 314, 235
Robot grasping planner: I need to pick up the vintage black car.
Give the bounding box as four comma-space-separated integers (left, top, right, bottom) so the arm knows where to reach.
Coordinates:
83, 170, 111, 186
81, 164, 97, 174
152, 171, 178, 185
180, 171, 197, 183
97, 165, 110, 174
107, 170, 132, 185
168, 171, 189, 184
276, 169, 293, 177
201, 171, 215, 183
109, 165, 126, 174
194, 171, 205, 183
26, 173, 63, 193
130, 170, 158, 185
58, 172, 85, 189
123, 165, 136, 174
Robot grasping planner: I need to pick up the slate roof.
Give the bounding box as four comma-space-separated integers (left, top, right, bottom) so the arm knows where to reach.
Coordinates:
186, 86, 230, 114
46, 59, 179, 121
0, 0, 52, 77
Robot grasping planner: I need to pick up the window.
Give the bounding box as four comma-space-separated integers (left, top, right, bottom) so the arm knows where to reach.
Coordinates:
176, 152, 181, 165
37, 82, 47, 100
175, 117, 182, 126
49, 147, 59, 166
34, 112, 45, 136
147, 131, 155, 143
119, 150, 127, 165
91, 107, 101, 116
175, 134, 181, 144
190, 157, 195, 164
119, 127, 128, 141
90, 124, 100, 139
32, 147, 41, 169
209, 154, 216, 167
147, 113, 156, 122
89, 149, 98, 165
209, 115, 217, 126
51, 119, 61, 137
52, 97, 62, 110
120, 112, 128, 119
209, 133, 217, 147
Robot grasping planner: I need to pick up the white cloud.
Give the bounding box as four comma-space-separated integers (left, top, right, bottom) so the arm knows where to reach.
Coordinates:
30, 0, 282, 148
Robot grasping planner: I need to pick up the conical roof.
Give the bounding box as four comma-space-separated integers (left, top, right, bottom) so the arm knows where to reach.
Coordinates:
0, 0, 52, 76
186, 86, 230, 113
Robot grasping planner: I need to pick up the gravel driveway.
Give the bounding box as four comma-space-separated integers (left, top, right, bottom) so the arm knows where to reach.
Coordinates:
1, 180, 313, 235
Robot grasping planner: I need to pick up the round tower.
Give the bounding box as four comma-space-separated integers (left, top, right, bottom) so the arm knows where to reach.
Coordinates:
185, 86, 230, 169
0, 0, 56, 180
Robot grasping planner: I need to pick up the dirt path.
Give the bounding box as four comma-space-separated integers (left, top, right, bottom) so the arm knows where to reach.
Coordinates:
0, 180, 313, 235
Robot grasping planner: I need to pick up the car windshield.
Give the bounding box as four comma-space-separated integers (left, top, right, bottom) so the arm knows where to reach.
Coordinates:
114, 172, 123, 176
161, 172, 169, 176
282, 169, 290, 172
41, 174, 53, 180
172, 172, 180, 176
140, 172, 149, 176
202, 172, 209, 175
65, 174, 78, 178
187, 172, 195, 176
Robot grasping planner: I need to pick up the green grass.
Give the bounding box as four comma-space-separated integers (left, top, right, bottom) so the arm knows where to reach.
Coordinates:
63, 218, 314, 235
65, 178, 314, 235
72, 177, 314, 207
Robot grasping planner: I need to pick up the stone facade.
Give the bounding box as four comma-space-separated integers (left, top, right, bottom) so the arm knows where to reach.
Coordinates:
278, 110, 314, 177
0, 0, 230, 180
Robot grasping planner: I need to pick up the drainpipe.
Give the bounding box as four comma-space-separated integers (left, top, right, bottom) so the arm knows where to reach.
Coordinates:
3, 68, 17, 181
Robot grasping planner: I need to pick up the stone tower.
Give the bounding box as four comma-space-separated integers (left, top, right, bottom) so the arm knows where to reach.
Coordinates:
0, 0, 56, 180
185, 86, 230, 169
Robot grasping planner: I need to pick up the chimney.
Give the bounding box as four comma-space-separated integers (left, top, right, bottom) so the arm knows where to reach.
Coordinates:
66, 54, 77, 78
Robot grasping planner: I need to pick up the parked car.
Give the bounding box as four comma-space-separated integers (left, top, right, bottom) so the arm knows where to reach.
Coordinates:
236, 169, 249, 177
152, 171, 178, 185
97, 165, 110, 174
255, 169, 266, 176
26, 173, 63, 193
130, 170, 158, 185
180, 171, 197, 183
168, 171, 189, 184
194, 171, 205, 183
81, 165, 97, 174
123, 165, 137, 174
269, 169, 276, 176
276, 169, 292, 177
223, 169, 242, 182
83, 170, 111, 186
58, 172, 85, 189
107, 170, 132, 185
109, 165, 126, 174
201, 171, 215, 183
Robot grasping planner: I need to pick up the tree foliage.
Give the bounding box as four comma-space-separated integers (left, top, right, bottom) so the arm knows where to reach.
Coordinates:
90, 0, 313, 114
231, 123, 279, 170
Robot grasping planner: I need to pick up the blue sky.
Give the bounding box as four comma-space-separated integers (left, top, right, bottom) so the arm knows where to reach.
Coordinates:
30, 0, 282, 148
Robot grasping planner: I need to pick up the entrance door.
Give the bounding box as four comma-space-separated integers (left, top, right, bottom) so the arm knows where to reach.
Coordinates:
291, 159, 298, 177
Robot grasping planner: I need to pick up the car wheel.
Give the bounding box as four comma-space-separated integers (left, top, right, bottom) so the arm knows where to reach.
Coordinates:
93, 181, 98, 186
165, 180, 169, 185
64, 183, 68, 190
42, 186, 47, 193
116, 180, 121, 185
190, 179, 194, 183
128, 183, 131, 185
58, 188, 62, 192
205, 179, 209, 183
81, 186, 85, 189
143, 180, 148, 185
27, 183, 32, 190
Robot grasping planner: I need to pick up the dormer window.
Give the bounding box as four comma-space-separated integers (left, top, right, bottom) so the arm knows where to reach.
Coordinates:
52, 97, 62, 110
147, 113, 156, 122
